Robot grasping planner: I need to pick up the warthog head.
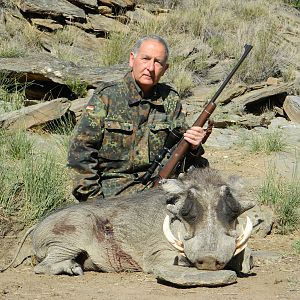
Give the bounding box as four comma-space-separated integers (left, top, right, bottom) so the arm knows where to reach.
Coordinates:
160, 168, 255, 271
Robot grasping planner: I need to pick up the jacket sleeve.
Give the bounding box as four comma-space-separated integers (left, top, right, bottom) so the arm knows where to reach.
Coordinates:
67, 92, 106, 201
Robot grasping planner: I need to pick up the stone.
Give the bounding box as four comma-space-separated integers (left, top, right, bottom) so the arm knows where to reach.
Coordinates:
31, 18, 64, 31
283, 95, 300, 123
18, 0, 86, 20
70, 0, 98, 10
0, 98, 70, 130
155, 268, 237, 287
98, 6, 113, 15
0, 53, 129, 91
100, 0, 135, 9
231, 83, 293, 112
266, 77, 280, 85
87, 14, 129, 33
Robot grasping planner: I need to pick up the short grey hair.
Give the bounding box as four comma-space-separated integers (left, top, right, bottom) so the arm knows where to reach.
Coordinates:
131, 35, 169, 62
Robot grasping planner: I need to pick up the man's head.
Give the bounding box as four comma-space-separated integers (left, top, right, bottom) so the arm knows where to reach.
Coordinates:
129, 35, 169, 95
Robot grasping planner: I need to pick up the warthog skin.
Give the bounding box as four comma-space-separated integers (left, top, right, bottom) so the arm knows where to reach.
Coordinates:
30, 168, 255, 286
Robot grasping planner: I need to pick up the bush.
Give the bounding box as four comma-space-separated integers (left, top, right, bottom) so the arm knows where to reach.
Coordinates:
0, 129, 73, 222
250, 130, 286, 154
258, 166, 300, 234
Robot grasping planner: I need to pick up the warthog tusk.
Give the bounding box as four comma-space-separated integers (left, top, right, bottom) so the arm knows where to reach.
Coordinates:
234, 216, 253, 256
163, 215, 184, 253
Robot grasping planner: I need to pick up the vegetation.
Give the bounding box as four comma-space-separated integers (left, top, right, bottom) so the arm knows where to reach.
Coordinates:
250, 130, 287, 154
0, 72, 27, 112
258, 165, 300, 234
293, 240, 300, 254
65, 77, 88, 98
0, 128, 73, 222
97, 0, 297, 92
0, 0, 299, 237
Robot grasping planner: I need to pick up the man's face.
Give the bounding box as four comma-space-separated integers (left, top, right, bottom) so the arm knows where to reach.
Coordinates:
129, 39, 169, 95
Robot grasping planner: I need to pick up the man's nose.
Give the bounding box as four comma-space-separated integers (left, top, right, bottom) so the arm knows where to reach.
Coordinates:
146, 59, 155, 71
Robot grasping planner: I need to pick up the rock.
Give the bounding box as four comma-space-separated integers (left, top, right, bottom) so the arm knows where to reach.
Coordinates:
87, 14, 129, 33
283, 95, 300, 123
231, 83, 293, 112
218, 83, 248, 105
0, 53, 129, 97
266, 77, 280, 85
98, 6, 113, 15
17, 0, 86, 21
252, 250, 283, 265
0, 98, 70, 130
126, 7, 155, 23
31, 18, 64, 31
247, 205, 274, 238
100, 0, 135, 9
70, 0, 98, 10
155, 268, 237, 287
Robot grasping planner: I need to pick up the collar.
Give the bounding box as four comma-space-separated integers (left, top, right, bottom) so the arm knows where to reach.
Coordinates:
123, 72, 164, 107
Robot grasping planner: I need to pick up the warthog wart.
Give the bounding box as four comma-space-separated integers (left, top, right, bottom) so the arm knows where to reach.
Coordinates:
1, 168, 255, 287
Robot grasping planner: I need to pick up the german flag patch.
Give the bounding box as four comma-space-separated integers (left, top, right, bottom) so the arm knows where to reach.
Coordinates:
86, 105, 95, 112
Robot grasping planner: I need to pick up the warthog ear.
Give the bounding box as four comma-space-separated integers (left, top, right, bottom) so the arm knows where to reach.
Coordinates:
160, 178, 184, 194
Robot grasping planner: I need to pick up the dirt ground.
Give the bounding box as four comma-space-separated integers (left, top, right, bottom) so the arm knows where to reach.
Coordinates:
0, 144, 299, 300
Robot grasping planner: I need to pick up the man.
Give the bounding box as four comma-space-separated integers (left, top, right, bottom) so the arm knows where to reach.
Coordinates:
68, 35, 209, 201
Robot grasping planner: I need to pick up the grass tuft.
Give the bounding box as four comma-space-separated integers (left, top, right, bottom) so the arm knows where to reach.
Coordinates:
258, 165, 300, 234
250, 130, 287, 154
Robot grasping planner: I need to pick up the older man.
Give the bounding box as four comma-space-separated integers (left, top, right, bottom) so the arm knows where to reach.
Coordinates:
68, 35, 208, 201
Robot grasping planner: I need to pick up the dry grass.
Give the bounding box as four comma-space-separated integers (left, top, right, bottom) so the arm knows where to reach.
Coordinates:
97, 0, 297, 92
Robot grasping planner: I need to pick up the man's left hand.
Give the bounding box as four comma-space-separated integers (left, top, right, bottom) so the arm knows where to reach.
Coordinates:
183, 126, 206, 150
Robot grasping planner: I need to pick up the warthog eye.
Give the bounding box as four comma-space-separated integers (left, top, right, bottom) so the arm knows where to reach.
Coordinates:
180, 197, 202, 224
166, 195, 179, 205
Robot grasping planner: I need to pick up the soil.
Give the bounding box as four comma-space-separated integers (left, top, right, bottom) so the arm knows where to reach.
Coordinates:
0, 144, 299, 300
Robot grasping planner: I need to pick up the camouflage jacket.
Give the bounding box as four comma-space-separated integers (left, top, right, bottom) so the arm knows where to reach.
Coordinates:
68, 72, 205, 201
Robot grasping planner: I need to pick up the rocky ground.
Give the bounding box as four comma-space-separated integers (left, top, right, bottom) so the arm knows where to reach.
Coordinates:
0, 121, 299, 300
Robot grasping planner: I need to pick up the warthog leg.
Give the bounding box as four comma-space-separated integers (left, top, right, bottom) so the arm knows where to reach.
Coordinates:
34, 246, 84, 275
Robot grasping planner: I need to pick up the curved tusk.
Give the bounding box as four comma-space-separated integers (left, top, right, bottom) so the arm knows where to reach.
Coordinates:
234, 216, 253, 256
163, 215, 184, 252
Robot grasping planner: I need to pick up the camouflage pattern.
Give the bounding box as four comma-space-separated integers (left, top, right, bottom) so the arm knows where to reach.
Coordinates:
68, 72, 204, 201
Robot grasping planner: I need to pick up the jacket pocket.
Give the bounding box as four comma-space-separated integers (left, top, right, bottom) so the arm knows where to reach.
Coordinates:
148, 121, 171, 161
100, 120, 133, 161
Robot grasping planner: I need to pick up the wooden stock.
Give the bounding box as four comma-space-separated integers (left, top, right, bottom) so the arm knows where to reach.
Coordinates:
155, 44, 253, 184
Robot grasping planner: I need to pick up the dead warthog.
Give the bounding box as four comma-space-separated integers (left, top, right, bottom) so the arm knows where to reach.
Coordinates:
1, 168, 255, 287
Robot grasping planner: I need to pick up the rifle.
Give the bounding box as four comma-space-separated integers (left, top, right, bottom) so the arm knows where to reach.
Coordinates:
154, 44, 253, 184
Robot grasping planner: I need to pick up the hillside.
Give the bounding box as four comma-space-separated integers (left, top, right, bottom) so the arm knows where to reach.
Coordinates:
0, 0, 300, 299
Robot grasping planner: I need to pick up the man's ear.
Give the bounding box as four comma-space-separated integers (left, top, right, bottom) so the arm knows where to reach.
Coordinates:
129, 52, 135, 68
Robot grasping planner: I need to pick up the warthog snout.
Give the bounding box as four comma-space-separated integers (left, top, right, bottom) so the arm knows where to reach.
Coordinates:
195, 256, 226, 270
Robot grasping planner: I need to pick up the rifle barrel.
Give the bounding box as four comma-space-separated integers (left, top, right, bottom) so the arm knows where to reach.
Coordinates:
155, 44, 253, 183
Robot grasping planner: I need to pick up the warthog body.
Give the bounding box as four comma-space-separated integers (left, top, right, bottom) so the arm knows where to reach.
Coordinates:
4, 168, 255, 286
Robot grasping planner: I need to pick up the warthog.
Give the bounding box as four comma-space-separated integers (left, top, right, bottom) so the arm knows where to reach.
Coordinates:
1, 168, 255, 287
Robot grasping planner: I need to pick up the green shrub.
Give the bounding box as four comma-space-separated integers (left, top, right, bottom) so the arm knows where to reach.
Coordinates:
5, 129, 33, 160
0, 129, 72, 222
0, 72, 27, 112
98, 32, 134, 66
250, 130, 286, 154
258, 166, 300, 234
65, 77, 88, 98
21, 152, 71, 221
293, 240, 300, 254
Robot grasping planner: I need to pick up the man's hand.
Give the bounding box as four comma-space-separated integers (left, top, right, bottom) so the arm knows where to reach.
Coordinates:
183, 120, 214, 150
183, 126, 206, 150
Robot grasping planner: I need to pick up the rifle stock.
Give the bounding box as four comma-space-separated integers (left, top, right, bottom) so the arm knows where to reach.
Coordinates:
155, 44, 253, 183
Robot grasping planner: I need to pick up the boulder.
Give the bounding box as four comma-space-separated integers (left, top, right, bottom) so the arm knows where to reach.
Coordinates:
283, 95, 300, 123
18, 0, 86, 20
0, 98, 70, 130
